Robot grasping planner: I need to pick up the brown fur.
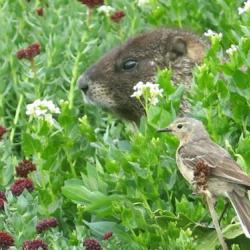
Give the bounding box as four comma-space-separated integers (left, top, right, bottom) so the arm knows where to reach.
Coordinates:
78, 28, 206, 122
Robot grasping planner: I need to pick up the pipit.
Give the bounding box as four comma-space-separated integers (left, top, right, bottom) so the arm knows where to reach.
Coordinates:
158, 117, 250, 250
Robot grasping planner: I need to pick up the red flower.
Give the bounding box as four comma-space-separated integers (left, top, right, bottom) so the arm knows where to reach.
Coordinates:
110, 11, 125, 22
0, 126, 7, 140
36, 218, 58, 233
78, 0, 104, 8
0, 231, 14, 249
83, 239, 102, 250
16, 160, 36, 178
11, 178, 34, 196
22, 239, 48, 250
103, 231, 113, 240
36, 8, 44, 16
16, 43, 41, 60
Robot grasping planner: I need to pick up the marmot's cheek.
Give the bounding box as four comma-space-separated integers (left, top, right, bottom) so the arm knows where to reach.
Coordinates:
88, 85, 117, 109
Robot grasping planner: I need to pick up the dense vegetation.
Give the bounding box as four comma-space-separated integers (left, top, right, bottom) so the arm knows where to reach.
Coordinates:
1, 0, 250, 249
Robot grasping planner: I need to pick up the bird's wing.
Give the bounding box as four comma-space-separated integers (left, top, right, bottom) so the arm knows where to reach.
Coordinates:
179, 139, 250, 188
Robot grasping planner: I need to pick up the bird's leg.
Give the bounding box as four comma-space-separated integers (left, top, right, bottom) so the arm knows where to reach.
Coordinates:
196, 200, 229, 228
206, 193, 228, 250
218, 201, 229, 225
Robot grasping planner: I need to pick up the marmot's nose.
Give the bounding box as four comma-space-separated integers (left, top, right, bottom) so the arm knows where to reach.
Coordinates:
77, 74, 89, 93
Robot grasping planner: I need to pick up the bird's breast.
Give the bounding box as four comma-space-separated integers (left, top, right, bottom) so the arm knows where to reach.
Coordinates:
176, 151, 194, 184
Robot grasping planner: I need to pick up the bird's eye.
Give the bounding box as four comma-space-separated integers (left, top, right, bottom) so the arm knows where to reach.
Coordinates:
122, 59, 137, 71
177, 124, 183, 129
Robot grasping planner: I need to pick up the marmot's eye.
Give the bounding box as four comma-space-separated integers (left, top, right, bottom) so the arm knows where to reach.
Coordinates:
122, 59, 137, 71
177, 124, 183, 129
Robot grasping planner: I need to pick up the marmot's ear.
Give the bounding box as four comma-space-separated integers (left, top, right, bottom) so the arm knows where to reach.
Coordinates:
170, 37, 187, 56
186, 40, 205, 63
168, 36, 205, 63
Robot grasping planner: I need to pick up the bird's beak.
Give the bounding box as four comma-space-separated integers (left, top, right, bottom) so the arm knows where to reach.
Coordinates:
157, 127, 172, 133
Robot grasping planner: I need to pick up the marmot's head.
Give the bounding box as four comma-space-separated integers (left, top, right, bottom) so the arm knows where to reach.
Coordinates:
78, 28, 206, 123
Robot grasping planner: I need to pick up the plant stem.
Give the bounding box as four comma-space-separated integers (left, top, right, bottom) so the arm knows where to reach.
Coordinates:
10, 94, 24, 143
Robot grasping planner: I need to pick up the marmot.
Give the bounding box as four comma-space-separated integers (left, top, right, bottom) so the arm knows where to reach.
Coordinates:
77, 28, 206, 123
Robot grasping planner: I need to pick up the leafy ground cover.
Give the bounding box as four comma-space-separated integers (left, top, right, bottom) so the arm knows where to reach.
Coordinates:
1, 0, 250, 249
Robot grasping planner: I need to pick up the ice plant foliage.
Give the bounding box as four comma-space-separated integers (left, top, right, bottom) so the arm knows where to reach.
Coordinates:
78, 0, 104, 8
36, 218, 58, 233
16, 43, 41, 60
22, 239, 48, 250
110, 11, 125, 22
103, 231, 113, 240
0, 126, 7, 140
11, 178, 34, 196
16, 160, 36, 178
0, 231, 14, 249
83, 239, 102, 250
131, 81, 164, 106
226, 44, 238, 55
238, 0, 250, 14
26, 99, 60, 125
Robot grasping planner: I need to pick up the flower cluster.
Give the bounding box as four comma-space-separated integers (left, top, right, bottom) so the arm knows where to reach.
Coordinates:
238, 0, 250, 15
22, 239, 48, 250
97, 5, 115, 15
131, 81, 164, 106
83, 239, 102, 250
26, 99, 60, 125
226, 44, 238, 56
78, 0, 104, 8
110, 11, 125, 22
204, 29, 223, 40
16, 43, 41, 60
0, 231, 14, 249
0, 126, 7, 140
16, 160, 36, 178
36, 218, 58, 233
11, 178, 34, 196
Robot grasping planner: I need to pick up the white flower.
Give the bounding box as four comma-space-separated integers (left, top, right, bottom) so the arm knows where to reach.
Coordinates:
204, 29, 223, 40
44, 114, 54, 125
131, 81, 163, 106
238, 0, 250, 15
137, 0, 150, 7
226, 44, 238, 55
97, 5, 115, 15
26, 99, 60, 125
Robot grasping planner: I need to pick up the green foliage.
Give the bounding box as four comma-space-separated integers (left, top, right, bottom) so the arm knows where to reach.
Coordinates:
1, 0, 250, 249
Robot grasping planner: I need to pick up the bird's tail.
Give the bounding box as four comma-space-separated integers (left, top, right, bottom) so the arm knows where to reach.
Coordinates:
227, 191, 250, 238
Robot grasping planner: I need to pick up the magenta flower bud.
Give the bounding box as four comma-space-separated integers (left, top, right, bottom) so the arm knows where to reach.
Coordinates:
110, 11, 125, 22
22, 239, 48, 250
0, 231, 14, 249
83, 238, 102, 250
16, 160, 36, 178
36, 218, 58, 233
103, 231, 113, 240
11, 178, 34, 196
